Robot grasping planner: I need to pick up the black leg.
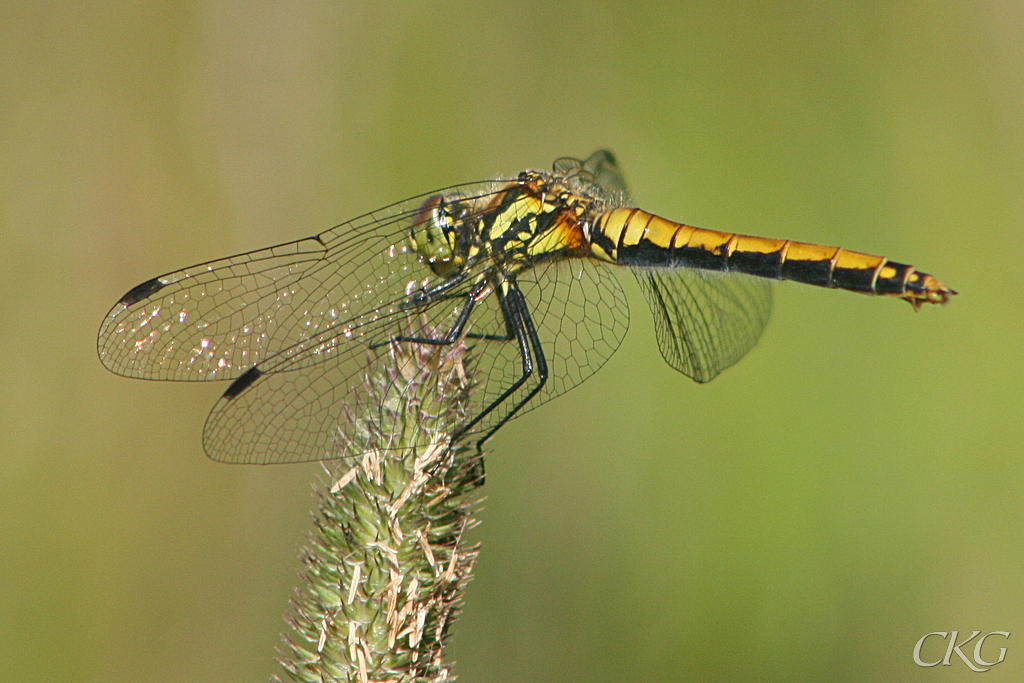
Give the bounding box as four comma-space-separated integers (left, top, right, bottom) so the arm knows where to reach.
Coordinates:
369, 277, 488, 350
405, 288, 512, 342
471, 285, 548, 452
377, 272, 548, 459
450, 280, 548, 452
399, 271, 470, 308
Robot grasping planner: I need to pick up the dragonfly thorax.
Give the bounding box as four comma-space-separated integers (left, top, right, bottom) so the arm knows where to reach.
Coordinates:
410, 175, 600, 280
481, 174, 599, 264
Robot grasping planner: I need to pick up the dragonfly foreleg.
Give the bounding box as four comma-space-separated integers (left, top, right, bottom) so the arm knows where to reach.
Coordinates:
375, 277, 490, 349
398, 272, 469, 310
401, 285, 514, 343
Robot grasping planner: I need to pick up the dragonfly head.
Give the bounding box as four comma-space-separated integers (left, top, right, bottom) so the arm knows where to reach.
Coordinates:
410, 194, 464, 277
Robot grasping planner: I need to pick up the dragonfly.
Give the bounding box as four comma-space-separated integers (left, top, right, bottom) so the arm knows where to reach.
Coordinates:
98, 151, 956, 464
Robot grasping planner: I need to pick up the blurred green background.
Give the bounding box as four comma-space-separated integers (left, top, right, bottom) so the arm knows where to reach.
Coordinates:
1, 2, 1020, 682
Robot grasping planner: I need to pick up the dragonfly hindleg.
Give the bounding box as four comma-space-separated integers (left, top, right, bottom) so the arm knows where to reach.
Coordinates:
453, 279, 549, 453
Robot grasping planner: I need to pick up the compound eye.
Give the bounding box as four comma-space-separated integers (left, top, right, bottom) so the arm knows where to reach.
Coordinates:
409, 194, 459, 276
412, 195, 445, 241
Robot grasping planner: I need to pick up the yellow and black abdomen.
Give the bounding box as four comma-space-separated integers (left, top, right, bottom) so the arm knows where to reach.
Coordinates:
591, 208, 956, 307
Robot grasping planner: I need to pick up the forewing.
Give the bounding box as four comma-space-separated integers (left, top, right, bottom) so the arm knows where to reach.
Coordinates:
97, 180, 507, 382
635, 268, 773, 383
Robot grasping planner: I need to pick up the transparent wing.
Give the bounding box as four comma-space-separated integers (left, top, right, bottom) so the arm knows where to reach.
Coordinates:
554, 150, 632, 205
635, 268, 773, 383
457, 256, 630, 429
201, 256, 630, 464
97, 180, 510, 382
201, 283, 483, 464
